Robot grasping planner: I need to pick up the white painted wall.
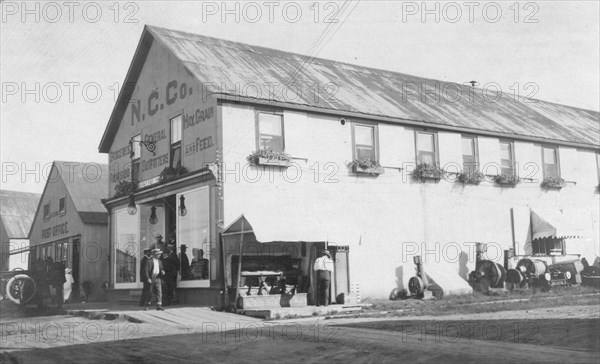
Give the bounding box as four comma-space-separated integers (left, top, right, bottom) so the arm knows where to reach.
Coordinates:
221, 102, 600, 299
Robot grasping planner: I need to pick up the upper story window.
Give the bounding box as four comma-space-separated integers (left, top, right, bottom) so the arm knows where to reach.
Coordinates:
131, 134, 141, 182
353, 124, 378, 161
256, 111, 284, 152
500, 141, 515, 177
416, 131, 438, 165
461, 136, 479, 175
59, 197, 66, 215
43, 202, 50, 220
542, 146, 560, 178
170, 115, 182, 168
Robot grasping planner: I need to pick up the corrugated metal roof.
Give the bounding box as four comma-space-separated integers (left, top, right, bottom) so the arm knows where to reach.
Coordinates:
0, 190, 40, 238
146, 25, 599, 148
52, 161, 109, 214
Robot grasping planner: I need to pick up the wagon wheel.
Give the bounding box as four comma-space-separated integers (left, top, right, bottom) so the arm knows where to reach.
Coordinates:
6, 274, 37, 305
408, 276, 425, 295
476, 261, 506, 288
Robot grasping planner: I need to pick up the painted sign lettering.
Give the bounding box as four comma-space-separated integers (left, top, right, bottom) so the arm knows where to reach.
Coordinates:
141, 153, 169, 172
183, 106, 214, 130
130, 80, 193, 124
184, 136, 214, 156
41, 222, 69, 240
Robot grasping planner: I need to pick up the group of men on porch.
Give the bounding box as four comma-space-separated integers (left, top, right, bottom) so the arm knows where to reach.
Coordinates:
138, 234, 179, 310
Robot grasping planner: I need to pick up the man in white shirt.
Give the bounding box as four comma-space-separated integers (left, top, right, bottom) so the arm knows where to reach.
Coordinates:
145, 249, 165, 311
313, 249, 334, 306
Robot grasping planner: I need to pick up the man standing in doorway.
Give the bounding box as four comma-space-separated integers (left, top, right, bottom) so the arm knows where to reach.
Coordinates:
145, 249, 165, 311
139, 248, 152, 307
162, 244, 180, 306
313, 249, 334, 306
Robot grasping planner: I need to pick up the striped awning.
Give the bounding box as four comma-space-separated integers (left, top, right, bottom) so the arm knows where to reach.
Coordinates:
530, 209, 584, 240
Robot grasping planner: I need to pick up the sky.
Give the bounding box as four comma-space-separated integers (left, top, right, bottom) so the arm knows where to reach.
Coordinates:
1, 0, 599, 194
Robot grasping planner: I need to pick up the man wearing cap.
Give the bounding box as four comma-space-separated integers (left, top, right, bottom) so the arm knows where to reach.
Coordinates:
162, 244, 180, 306
313, 249, 334, 306
139, 248, 152, 307
145, 249, 166, 310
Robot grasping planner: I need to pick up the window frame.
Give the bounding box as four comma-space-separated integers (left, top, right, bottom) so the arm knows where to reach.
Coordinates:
414, 130, 439, 166
131, 134, 141, 183
170, 114, 183, 168
461, 135, 479, 175
43, 202, 51, 220
59, 196, 66, 215
499, 140, 516, 178
541, 145, 560, 179
255, 109, 285, 152
351, 122, 379, 162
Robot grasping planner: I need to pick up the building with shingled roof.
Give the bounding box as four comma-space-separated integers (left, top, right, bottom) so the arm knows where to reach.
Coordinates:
98, 25, 600, 307
0, 190, 40, 271
28, 161, 109, 302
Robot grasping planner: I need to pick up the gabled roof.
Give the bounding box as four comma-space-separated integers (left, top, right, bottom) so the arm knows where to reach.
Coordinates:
100, 25, 600, 152
35, 162, 109, 226
0, 190, 40, 239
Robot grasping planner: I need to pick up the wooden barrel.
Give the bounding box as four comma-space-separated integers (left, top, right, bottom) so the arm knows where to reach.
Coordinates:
516, 259, 547, 278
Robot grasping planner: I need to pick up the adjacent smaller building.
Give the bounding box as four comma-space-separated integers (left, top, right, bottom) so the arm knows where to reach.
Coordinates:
28, 161, 109, 302
0, 190, 40, 271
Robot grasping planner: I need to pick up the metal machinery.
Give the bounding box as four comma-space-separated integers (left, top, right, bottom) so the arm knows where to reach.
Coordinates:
505, 256, 584, 291
468, 243, 507, 292
408, 255, 430, 298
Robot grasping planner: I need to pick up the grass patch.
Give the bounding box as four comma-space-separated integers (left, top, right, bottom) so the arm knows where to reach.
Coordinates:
359, 286, 600, 317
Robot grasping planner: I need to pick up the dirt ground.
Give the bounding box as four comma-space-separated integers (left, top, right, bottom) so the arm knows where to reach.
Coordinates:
1, 303, 599, 364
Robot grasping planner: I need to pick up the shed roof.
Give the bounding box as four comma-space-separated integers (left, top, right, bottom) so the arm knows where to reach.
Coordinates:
0, 190, 41, 239
100, 25, 600, 152
52, 161, 109, 214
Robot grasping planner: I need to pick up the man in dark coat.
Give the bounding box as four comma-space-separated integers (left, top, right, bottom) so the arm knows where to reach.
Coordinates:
162, 244, 180, 306
179, 245, 192, 280
45, 257, 66, 309
144, 249, 165, 310
139, 248, 152, 306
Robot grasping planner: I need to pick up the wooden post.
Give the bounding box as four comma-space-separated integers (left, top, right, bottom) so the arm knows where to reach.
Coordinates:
219, 233, 229, 310
234, 219, 245, 310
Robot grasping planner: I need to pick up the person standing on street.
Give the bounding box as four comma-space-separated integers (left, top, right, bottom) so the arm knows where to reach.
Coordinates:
145, 249, 165, 311
313, 249, 334, 306
162, 244, 180, 306
63, 268, 74, 304
139, 248, 152, 306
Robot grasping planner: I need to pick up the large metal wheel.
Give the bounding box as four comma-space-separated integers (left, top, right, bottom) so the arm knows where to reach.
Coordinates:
408, 276, 425, 295
5, 274, 37, 305
476, 260, 506, 288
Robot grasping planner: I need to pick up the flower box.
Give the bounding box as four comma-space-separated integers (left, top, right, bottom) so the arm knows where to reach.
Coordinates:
352, 164, 385, 175
412, 163, 444, 181
348, 159, 384, 176
257, 157, 290, 167
541, 177, 566, 189
247, 150, 291, 167
493, 174, 520, 187
457, 171, 485, 185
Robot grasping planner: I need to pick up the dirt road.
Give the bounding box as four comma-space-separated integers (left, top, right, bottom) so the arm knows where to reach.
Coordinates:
1, 304, 598, 363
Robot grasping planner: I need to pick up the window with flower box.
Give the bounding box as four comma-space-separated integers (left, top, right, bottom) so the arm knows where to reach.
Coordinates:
499, 141, 515, 178
256, 111, 284, 152
461, 136, 479, 175
542, 146, 560, 179
416, 131, 438, 165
